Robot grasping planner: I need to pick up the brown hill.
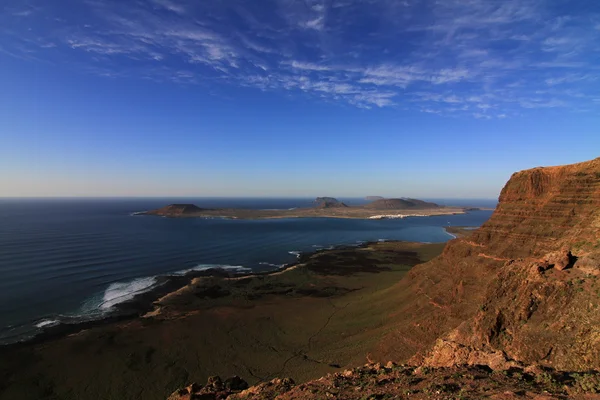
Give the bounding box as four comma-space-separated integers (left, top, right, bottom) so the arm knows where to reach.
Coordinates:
373, 157, 600, 371
313, 197, 348, 208
364, 198, 440, 209
145, 204, 206, 216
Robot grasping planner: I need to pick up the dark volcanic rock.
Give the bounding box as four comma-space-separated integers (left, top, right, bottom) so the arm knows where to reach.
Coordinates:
314, 197, 348, 208
224, 376, 249, 391
172, 364, 600, 399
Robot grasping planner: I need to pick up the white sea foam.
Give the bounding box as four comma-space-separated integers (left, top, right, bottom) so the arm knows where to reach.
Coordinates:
259, 262, 284, 268
172, 264, 251, 276
288, 251, 302, 258
84, 265, 251, 314
100, 277, 157, 310
35, 319, 60, 328
129, 211, 147, 216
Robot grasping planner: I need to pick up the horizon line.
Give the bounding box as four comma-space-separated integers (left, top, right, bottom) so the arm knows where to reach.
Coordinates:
0, 195, 500, 200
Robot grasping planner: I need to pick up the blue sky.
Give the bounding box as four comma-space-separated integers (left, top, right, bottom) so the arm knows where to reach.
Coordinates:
0, 0, 599, 198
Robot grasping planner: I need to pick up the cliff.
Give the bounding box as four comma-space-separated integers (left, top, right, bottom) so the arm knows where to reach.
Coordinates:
364, 198, 440, 209
374, 158, 600, 371
416, 158, 600, 371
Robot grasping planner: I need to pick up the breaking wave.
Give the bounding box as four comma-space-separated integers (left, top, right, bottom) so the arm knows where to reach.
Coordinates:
99, 277, 158, 310
35, 319, 60, 328
172, 264, 251, 276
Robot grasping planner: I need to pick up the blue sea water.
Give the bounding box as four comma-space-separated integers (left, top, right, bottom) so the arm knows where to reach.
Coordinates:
0, 197, 495, 344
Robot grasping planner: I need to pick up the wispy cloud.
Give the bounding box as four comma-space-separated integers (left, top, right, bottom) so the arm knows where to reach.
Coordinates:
1, 0, 599, 117
151, 0, 186, 15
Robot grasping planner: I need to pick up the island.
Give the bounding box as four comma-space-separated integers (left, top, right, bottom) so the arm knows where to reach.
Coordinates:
143, 197, 470, 219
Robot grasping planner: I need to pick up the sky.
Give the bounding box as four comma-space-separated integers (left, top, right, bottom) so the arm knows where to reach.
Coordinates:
0, 0, 599, 198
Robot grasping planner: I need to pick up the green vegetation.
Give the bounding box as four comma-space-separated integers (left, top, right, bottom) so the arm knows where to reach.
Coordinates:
0, 241, 445, 400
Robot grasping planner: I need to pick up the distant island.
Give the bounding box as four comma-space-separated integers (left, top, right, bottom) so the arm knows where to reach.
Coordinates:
314, 197, 348, 208
365, 196, 384, 201
364, 198, 440, 209
143, 197, 471, 220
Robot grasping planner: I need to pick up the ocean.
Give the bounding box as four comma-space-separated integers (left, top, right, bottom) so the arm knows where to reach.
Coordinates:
0, 197, 495, 344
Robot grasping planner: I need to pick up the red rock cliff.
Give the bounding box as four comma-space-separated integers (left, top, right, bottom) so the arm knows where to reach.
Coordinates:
373, 158, 600, 371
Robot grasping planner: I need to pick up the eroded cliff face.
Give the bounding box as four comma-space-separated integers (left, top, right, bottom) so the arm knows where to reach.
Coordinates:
471, 158, 600, 259
391, 158, 600, 371
368, 158, 600, 371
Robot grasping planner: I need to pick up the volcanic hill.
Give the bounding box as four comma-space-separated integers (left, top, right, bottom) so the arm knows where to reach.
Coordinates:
313, 197, 348, 208
364, 198, 440, 209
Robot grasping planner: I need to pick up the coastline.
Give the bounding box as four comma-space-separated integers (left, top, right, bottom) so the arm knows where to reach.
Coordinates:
0, 240, 448, 400
142, 206, 469, 220
1, 239, 423, 348
2, 218, 488, 349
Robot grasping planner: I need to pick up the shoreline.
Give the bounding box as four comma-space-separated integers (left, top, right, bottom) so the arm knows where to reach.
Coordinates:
3, 222, 487, 349
0, 239, 414, 349
444, 225, 480, 239
0, 239, 450, 399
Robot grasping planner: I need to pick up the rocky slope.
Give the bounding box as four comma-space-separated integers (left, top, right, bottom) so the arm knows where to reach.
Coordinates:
416, 158, 600, 372
364, 198, 440, 209
169, 363, 600, 399
376, 158, 600, 371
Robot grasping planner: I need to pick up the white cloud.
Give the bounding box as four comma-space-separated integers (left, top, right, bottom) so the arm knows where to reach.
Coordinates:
287, 61, 332, 71
430, 68, 472, 84
302, 16, 325, 31
1, 0, 599, 117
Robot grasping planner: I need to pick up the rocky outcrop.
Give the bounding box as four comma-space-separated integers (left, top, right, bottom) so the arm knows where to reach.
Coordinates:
167, 376, 249, 400
313, 197, 348, 208
364, 198, 440, 209
170, 363, 600, 399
